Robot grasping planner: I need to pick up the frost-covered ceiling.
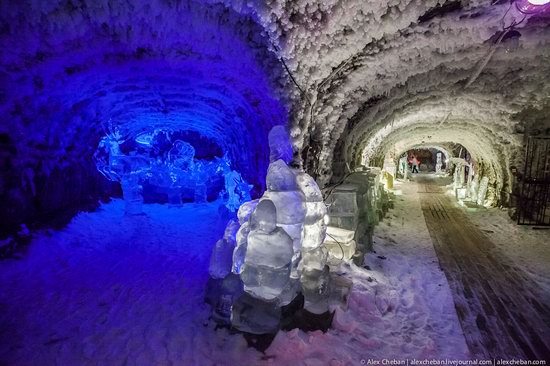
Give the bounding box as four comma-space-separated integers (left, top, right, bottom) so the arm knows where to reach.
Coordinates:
1, 0, 550, 223
249, 0, 550, 191
233, 0, 549, 191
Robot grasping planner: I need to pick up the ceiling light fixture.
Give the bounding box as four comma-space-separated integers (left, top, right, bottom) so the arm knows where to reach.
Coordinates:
516, 0, 550, 14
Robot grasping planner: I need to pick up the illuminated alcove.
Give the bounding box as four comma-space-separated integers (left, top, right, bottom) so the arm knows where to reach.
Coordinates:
0, 1, 289, 235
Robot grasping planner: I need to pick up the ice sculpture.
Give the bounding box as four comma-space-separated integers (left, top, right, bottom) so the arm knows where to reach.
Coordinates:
209, 220, 239, 279
120, 174, 144, 215
294, 172, 330, 313
398, 155, 409, 180
452, 161, 466, 189
94, 125, 150, 215
95, 126, 252, 211
207, 125, 336, 335
219, 156, 253, 212
229, 125, 331, 323
435, 152, 443, 174
168, 140, 195, 171
209, 238, 235, 279
325, 186, 359, 264
477, 176, 490, 206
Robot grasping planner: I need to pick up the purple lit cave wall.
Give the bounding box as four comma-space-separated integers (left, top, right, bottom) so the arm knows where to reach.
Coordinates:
0, 1, 288, 235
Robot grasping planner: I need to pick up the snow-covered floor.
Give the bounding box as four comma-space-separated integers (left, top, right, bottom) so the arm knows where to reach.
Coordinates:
415, 174, 550, 358
0, 186, 470, 366
265, 179, 470, 363
464, 207, 550, 304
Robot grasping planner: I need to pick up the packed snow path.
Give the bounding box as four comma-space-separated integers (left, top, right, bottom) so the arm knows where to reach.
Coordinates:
416, 175, 550, 360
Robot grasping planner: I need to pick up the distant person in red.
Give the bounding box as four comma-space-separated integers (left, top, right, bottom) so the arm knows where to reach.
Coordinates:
411, 156, 420, 173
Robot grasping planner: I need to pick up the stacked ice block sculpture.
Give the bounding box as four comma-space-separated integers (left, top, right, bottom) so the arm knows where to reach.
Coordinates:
207, 126, 394, 337
207, 125, 333, 334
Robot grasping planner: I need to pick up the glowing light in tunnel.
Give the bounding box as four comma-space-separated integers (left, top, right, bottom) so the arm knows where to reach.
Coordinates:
516, 0, 550, 13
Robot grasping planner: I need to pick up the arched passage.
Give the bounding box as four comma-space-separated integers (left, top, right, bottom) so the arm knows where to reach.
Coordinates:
1, 0, 550, 363
0, 0, 290, 231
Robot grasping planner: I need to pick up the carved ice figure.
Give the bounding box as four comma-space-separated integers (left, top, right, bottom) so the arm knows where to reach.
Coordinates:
469, 177, 479, 203
241, 200, 294, 301
225, 170, 243, 211
294, 173, 331, 314
218, 157, 252, 212
120, 174, 143, 215
209, 238, 235, 279
399, 155, 408, 180
238, 180, 253, 203
209, 220, 239, 279
94, 125, 151, 215
477, 176, 490, 206
268, 125, 293, 164
193, 161, 208, 203
227, 125, 330, 323
296, 172, 327, 248
231, 200, 259, 275
453, 163, 464, 189
168, 140, 195, 171
94, 126, 125, 181
435, 152, 443, 174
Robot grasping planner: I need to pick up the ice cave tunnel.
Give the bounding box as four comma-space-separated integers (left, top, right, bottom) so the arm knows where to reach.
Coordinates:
1, 0, 550, 364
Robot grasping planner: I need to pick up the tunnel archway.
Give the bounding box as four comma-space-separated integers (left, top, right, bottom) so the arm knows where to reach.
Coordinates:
339, 89, 533, 206
1, 1, 550, 363
389, 145, 451, 174
0, 0, 290, 234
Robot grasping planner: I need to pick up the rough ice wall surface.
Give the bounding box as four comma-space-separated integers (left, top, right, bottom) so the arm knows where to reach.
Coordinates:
0, 0, 290, 233
1, 0, 550, 230
219, 0, 550, 203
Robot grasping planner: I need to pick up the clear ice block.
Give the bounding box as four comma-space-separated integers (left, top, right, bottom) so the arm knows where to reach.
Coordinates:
262, 192, 306, 225
241, 262, 291, 301
266, 160, 298, 192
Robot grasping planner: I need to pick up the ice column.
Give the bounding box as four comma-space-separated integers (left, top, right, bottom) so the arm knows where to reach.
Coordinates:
265, 126, 310, 306
295, 172, 331, 314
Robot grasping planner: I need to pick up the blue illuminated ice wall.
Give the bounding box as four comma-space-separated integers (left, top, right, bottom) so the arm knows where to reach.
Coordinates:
0, 0, 289, 232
